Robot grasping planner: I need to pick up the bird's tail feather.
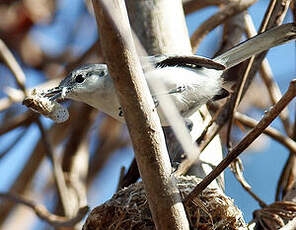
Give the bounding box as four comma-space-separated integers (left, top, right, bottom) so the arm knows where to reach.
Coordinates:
213, 23, 296, 69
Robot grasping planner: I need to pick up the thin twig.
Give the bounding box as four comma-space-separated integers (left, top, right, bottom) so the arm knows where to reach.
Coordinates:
226, 0, 277, 149
0, 39, 26, 94
231, 158, 267, 207
190, 0, 257, 53
36, 119, 73, 217
234, 112, 296, 154
117, 166, 126, 191
197, 0, 292, 155
276, 107, 296, 201
244, 13, 291, 135
117, 158, 140, 189
186, 79, 296, 203
57, 104, 94, 215
0, 115, 73, 225
0, 111, 37, 136
0, 192, 88, 227
183, 0, 228, 15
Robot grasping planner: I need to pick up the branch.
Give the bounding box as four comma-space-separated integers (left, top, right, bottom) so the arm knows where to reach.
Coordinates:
36, 119, 73, 217
231, 159, 267, 207
196, 0, 293, 155
0, 39, 26, 93
0, 110, 73, 225
244, 13, 291, 135
226, 0, 287, 148
190, 0, 257, 53
58, 104, 95, 214
0, 111, 37, 136
186, 79, 296, 203
0, 192, 88, 227
234, 112, 296, 154
183, 0, 228, 15
92, 0, 189, 229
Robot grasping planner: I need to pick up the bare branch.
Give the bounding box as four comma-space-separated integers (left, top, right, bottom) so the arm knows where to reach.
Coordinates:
0, 192, 88, 227
186, 79, 296, 203
234, 112, 296, 154
58, 104, 95, 215
244, 13, 291, 135
191, 0, 257, 53
225, 0, 278, 149
117, 158, 140, 189
231, 159, 267, 207
0, 39, 26, 93
92, 0, 189, 229
183, 0, 228, 15
36, 119, 73, 217
197, 0, 293, 155
0, 111, 37, 136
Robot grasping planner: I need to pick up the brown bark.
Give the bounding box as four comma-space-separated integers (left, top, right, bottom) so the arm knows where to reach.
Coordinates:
92, 0, 189, 229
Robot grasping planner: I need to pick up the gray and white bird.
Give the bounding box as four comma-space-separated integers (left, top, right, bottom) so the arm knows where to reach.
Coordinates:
44, 23, 296, 126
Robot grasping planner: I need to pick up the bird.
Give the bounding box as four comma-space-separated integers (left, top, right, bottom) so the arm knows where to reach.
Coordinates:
44, 23, 296, 126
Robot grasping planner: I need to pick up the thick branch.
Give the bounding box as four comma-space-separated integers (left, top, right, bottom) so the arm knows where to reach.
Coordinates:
92, 0, 189, 229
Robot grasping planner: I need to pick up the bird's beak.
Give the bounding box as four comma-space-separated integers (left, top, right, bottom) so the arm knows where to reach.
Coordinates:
42, 86, 66, 101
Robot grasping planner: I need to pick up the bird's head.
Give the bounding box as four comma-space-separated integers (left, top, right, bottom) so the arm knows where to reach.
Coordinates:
44, 64, 109, 102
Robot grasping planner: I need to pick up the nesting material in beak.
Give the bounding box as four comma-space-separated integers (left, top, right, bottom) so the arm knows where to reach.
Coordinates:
41, 87, 63, 101
23, 88, 69, 123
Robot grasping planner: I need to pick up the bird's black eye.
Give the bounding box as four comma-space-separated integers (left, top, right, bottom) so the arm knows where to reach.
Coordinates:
75, 74, 85, 83
98, 70, 105, 77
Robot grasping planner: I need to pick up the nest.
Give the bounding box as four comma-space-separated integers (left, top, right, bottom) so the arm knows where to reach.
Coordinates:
83, 176, 245, 230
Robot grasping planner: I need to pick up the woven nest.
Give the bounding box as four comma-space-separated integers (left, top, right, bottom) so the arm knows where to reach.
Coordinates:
83, 176, 245, 230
